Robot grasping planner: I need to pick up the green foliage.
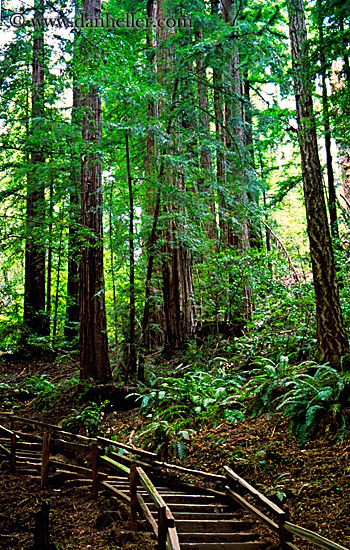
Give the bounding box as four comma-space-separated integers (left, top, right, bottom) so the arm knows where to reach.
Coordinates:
134, 418, 196, 459
277, 365, 350, 444
130, 367, 246, 457
133, 368, 246, 422
244, 355, 299, 415
15, 375, 79, 410
62, 400, 110, 435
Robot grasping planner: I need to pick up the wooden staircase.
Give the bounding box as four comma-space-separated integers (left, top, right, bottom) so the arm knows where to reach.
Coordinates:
1, 414, 349, 550
102, 471, 267, 550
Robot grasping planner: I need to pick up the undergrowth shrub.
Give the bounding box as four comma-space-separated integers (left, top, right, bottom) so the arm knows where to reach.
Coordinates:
277, 364, 350, 444
62, 400, 110, 435
11, 374, 79, 410
131, 367, 246, 457
244, 355, 300, 415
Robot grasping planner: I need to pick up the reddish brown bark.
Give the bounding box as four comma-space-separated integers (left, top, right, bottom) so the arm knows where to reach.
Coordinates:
65, 81, 80, 344
79, 0, 111, 382
287, 0, 348, 366
195, 28, 216, 240
156, 0, 196, 350
23, 0, 47, 339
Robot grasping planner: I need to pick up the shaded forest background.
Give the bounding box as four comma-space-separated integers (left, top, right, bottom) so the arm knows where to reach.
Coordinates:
0, 0, 350, 430
1, 4, 350, 547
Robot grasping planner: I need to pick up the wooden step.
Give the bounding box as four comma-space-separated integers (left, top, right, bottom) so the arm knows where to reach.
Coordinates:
147, 503, 230, 513
175, 520, 254, 533
165, 512, 238, 520
141, 493, 216, 504
179, 533, 259, 543
180, 543, 267, 550
109, 484, 170, 492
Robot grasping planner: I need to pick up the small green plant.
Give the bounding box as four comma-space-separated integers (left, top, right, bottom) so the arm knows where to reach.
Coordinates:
277, 364, 350, 444
134, 418, 196, 459
62, 400, 109, 435
16, 375, 79, 410
131, 367, 246, 423
130, 367, 246, 457
244, 355, 299, 415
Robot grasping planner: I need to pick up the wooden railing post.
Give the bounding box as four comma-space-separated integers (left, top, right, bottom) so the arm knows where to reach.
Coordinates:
41, 432, 51, 488
10, 431, 16, 472
278, 507, 294, 549
158, 505, 167, 550
130, 463, 138, 532
91, 441, 99, 500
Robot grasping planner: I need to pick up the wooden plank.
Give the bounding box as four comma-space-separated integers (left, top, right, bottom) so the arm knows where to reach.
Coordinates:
136, 466, 167, 509
108, 449, 160, 471
165, 504, 231, 513
284, 522, 350, 550
138, 494, 158, 536
40, 432, 51, 488
167, 526, 181, 550
2, 415, 91, 441
155, 460, 226, 481
99, 455, 130, 475
91, 442, 98, 500
130, 463, 138, 532
180, 543, 267, 550
142, 493, 216, 504
167, 512, 236, 521
15, 442, 42, 449
179, 533, 258, 543
97, 435, 158, 459
176, 520, 252, 534
226, 487, 280, 534
158, 506, 167, 550
49, 459, 108, 479
224, 466, 285, 518
0, 442, 11, 457
165, 507, 175, 529
99, 480, 131, 505
0, 423, 18, 437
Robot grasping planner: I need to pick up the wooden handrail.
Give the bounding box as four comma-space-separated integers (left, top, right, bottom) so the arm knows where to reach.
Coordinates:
97, 435, 158, 459
226, 486, 280, 533
155, 460, 226, 481
136, 466, 168, 510
134, 466, 178, 550
284, 522, 350, 550
224, 465, 285, 517
0, 423, 18, 438
3, 414, 92, 442
99, 455, 130, 475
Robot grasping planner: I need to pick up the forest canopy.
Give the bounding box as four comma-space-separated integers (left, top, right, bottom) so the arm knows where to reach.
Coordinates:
0, 0, 350, 379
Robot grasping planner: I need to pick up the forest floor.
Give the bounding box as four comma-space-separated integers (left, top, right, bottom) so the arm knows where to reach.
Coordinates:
0, 354, 349, 549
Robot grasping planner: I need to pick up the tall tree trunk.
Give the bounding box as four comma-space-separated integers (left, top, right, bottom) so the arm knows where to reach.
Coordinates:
23, 0, 47, 341
287, 0, 348, 366
53, 218, 64, 341
46, 176, 53, 329
317, 0, 339, 241
65, 81, 80, 344
217, 0, 252, 325
125, 134, 137, 379
244, 77, 263, 250
195, 28, 216, 240
79, 0, 111, 382
156, 0, 196, 351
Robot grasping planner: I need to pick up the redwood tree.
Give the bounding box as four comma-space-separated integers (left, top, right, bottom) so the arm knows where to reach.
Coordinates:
79, 0, 111, 382
23, 0, 47, 340
287, 0, 348, 366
